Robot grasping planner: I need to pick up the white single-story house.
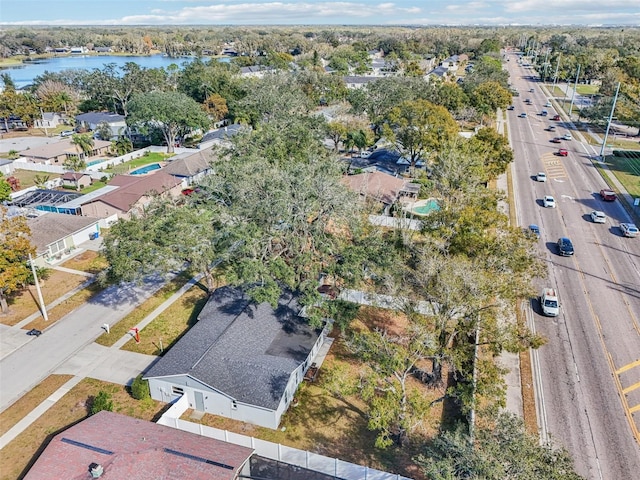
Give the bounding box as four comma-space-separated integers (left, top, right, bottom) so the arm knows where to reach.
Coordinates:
144, 286, 329, 429
27, 212, 101, 266
34, 112, 65, 129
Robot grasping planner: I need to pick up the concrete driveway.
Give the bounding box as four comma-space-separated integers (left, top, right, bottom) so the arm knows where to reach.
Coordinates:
0, 135, 63, 153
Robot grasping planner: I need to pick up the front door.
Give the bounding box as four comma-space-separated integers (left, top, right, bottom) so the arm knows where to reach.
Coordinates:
194, 391, 205, 412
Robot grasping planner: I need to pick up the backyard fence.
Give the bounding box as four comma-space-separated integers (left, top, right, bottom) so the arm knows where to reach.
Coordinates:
157, 396, 411, 480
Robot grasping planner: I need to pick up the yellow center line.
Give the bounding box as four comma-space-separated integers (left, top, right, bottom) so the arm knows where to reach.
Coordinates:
630, 404, 640, 414
617, 359, 640, 375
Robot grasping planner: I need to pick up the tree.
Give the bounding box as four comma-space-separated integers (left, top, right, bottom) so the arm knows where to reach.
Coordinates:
66, 133, 93, 171
94, 121, 112, 141
202, 93, 229, 122
127, 91, 210, 153
325, 120, 349, 151
33, 174, 50, 189
469, 81, 512, 118
90, 390, 114, 415
0, 174, 11, 202
383, 99, 459, 168
347, 324, 433, 448
0, 206, 35, 313
468, 127, 514, 181
111, 136, 133, 156
415, 412, 584, 480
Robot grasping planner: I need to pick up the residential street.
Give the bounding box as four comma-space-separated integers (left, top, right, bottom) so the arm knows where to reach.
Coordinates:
0, 275, 167, 413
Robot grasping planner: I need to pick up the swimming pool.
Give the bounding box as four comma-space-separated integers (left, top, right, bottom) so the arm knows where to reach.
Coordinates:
130, 163, 162, 175
86, 158, 107, 167
404, 198, 441, 216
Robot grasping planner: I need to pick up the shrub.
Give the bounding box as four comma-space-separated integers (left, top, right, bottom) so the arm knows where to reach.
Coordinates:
130, 374, 151, 400
90, 390, 114, 414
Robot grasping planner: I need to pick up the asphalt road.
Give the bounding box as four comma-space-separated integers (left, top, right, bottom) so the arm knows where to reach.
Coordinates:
0, 275, 167, 413
507, 53, 640, 479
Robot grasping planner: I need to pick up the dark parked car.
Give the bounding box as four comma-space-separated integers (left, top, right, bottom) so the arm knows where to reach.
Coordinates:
600, 189, 617, 201
557, 237, 575, 256
27, 328, 42, 337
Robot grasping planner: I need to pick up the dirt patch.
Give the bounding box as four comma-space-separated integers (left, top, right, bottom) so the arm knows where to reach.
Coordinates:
0, 270, 90, 326
61, 250, 108, 275
0, 378, 164, 480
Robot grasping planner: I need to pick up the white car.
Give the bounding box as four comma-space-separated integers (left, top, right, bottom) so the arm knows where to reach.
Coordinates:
543, 195, 556, 208
544, 102, 552, 107
620, 223, 639, 238
536, 172, 547, 182
562, 133, 573, 140
590, 211, 606, 223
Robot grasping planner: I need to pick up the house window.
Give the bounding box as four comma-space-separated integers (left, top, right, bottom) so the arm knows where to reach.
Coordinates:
50, 239, 65, 255
171, 386, 184, 395
231, 400, 238, 410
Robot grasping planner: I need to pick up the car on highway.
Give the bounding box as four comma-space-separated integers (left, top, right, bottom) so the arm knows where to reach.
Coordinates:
550, 137, 562, 143
552, 114, 561, 121
620, 223, 639, 238
600, 189, 617, 201
519, 112, 528, 118
541, 109, 548, 116
528, 224, 541, 238
60, 130, 74, 137
590, 210, 607, 223
544, 102, 552, 107
26, 328, 42, 336
507, 105, 515, 110
557, 148, 568, 156
540, 287, 560, 317
529, 88, 535, 93
524, 98, 532, 104
557, 237, 575, 256
562, 133, 573, 140
545, 125, 556, 131
536, 172, 547, 182
543, 195, 556, 208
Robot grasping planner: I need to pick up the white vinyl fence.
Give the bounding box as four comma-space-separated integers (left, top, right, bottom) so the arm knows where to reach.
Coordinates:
158, 395, 411, 480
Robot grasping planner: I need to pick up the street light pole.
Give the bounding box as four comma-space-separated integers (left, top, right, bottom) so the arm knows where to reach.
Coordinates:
568, 64, 581, 119
28, 253, 48, 321
599, 82, 621, 159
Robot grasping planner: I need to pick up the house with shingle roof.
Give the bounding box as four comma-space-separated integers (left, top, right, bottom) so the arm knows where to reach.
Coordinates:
19, 138, 111, 165
61, 171, 92, 190
27, 212, 101, 266
24, 410, 253, 480
80, 171, 182, 220
163, 147, 215, 185
75, 111, 126, 138
342, 171, 419, 214
144, 286, 329, 429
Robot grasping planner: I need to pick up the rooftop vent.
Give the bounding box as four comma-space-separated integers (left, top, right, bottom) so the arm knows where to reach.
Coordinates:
89, 463, 104, 478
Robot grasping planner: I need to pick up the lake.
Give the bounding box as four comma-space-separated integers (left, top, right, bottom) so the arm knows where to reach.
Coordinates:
1, 54, 229, 89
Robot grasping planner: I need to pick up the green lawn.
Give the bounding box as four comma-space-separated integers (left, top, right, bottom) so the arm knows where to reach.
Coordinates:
576, 84, 599, 95
603, 154, 640, 197
103, 152, 172, 175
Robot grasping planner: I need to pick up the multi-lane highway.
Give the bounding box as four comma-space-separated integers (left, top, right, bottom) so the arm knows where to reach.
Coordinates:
506, 53, 640, 479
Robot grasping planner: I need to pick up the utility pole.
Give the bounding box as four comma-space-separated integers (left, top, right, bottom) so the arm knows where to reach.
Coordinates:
28, 253, 48, 321
568, 64, 581, 119
599, 82, 621, 159
552, 54, 562, 91
542, 49, 550, 82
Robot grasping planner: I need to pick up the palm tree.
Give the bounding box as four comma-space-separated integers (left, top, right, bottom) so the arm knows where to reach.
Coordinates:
111, 137, 133, 156
70, 133, 94, 160
33, 174, 50, 189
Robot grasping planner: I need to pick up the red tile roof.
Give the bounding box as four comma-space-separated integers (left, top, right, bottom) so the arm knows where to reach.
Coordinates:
24, 411, 253, 480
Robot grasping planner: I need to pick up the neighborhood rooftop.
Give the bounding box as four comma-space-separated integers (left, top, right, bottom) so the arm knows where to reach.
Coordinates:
27, 212, 100, 254
23, 411, 253, 480
145, 286, 321, 410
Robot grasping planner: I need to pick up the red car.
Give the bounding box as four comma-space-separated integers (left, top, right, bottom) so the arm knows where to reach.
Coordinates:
550, 137, 562, 143
552, 115, 561, 121
557, 148, 568, 156
600, 189, 617, 201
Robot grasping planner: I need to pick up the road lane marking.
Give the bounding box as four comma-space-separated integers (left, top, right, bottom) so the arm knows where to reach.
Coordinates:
622, 381, 640, 394
607, 353, 640, 443
630, 404, 640, 414
617, 359, 640, 375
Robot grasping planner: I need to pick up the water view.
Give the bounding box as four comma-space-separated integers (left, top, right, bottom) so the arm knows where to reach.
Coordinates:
1, 54, 227, 89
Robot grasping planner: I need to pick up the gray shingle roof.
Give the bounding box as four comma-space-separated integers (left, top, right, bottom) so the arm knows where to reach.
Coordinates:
76, 112, 125, 125
27, 212, 100, 254
163, 147, 215, 177
145, 286, 320, 410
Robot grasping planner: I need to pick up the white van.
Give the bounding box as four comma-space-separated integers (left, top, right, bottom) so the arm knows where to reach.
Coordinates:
540, 288, 560, 317
359, 150, 372, 158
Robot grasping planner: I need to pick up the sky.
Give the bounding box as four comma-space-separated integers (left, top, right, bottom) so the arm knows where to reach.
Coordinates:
1, 0, 639, 26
